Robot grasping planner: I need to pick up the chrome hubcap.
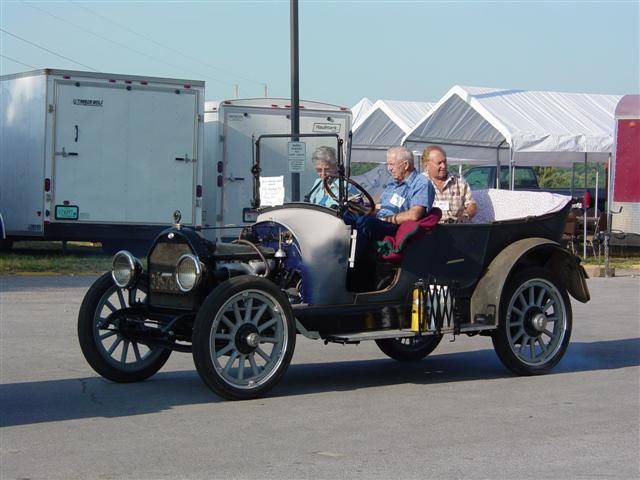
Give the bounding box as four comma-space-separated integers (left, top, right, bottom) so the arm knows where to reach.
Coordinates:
246, 332, 260, 348
530, 313, 548, 332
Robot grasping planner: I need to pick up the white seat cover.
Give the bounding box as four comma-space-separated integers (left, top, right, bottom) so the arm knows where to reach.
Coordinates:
472, 189, 571, 223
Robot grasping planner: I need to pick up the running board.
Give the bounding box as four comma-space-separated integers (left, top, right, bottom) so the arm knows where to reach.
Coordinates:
323, 329, 430, 345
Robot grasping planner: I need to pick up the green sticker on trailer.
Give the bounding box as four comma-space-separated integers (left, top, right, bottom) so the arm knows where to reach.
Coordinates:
55, 205, 79, 220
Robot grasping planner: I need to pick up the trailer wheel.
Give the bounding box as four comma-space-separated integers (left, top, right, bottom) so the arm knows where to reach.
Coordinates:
376, 335, 443, 362
78, 273, 172, 382
0, 238, 12, 251
192, 276, 296, 400
492, 267, 572, 375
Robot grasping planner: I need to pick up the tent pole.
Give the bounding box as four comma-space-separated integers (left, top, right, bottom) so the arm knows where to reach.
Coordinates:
583, 153, 587, 258
605, 153, 613, 277
595, 170, 599, 215
509, 149, 515, 190
495, 140, 506, 189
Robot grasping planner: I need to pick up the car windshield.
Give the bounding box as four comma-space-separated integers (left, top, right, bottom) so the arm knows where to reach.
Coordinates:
254, 134, 343, 208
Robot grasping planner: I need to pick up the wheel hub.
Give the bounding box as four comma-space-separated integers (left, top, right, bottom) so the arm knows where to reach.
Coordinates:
235, 323, 260, 354
523, 306, 547, 336
530, 313, 548, 332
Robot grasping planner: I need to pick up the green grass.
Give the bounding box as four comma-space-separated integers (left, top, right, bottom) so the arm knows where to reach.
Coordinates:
581, 255, 640, 269
1, 241, 113, 275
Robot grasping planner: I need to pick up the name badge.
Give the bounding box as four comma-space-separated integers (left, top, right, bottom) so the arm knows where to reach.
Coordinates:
390, 193, 406, 208
434, 200, 450, 211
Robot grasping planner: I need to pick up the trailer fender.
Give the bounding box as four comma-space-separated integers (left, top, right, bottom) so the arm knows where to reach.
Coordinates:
470, 238, 590, 325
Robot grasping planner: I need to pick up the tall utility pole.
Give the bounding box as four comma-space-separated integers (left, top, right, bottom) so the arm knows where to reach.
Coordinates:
264, 83, 268, 97
290, 0, 300, 201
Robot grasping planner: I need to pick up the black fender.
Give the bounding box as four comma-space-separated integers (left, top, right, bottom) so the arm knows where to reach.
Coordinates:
470, 238, 590, 324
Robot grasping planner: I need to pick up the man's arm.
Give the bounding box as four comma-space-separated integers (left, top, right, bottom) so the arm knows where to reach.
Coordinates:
383, 205, 425, 224
464, 202, 478, 219
463, 182, 477, 219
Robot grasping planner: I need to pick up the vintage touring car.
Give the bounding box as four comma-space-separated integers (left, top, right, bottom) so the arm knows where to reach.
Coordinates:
78, 134, 590, 400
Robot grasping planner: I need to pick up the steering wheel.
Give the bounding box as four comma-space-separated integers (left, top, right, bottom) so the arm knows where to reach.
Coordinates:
322, 173, 376, 216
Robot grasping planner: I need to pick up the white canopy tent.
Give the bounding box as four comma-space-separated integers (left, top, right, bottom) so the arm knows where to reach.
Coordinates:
351, 97, 374, 127
402, 85, 622, 167
351, 99, 435, 163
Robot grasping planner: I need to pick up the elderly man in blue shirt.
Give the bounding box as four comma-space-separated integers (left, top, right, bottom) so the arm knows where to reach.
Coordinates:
377, 146, 435, 225
343, 146, 434, 281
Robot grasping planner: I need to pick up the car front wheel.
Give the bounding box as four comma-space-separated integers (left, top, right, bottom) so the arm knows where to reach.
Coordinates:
192, 276, 296, 400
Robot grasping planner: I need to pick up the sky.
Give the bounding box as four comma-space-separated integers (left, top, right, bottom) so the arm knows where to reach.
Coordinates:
1, 1, 638, 107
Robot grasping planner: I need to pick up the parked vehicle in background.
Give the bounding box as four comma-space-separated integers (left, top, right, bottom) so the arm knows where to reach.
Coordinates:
202, 98, 352, 240
610, 95, 640, 246
0, 213, 9, 251
463, 165, 606, 204
0, 69, 205, 255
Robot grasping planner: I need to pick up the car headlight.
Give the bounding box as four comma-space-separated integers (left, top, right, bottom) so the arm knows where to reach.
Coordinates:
175, 254, 203, 292
112, 250, 141, 289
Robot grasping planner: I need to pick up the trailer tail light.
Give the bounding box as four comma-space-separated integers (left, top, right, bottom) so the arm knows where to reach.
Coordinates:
340, 107, 348, 111
299, 105, 305, 109
196, 185, 202, 197
195, 225, 202, 231
217, 161, 223, 173
44, 178, 51, 192
63, 76, 70, 79
140, 81, 148, 85
124, 80, 132, 84
271, 104, 278, 108
284, 104, 291, 108
224, 101, 232, 105
108, 79, 116, 83
184, 84, 191, 89
44, 220, 50, 226
217, 176, 223, 187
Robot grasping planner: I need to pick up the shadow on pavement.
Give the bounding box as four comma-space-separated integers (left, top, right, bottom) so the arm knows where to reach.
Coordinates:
1, 338, 638, 428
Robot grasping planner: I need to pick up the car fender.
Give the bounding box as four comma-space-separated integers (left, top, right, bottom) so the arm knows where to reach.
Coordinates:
470, 237, 590, 324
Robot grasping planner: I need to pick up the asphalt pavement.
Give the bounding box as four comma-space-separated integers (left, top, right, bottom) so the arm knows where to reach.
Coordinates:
1, 274, 639, 480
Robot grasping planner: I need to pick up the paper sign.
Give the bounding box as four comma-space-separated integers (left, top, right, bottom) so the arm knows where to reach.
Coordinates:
259, 176, 285, 206
287, 141, 306, 173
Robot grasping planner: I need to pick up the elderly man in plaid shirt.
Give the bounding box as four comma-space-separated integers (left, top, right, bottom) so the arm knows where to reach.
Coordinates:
422, 146, 477, 223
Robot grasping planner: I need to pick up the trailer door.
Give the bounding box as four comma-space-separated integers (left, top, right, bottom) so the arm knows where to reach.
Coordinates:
53, 82, 197, 225
221, 110, 289, 226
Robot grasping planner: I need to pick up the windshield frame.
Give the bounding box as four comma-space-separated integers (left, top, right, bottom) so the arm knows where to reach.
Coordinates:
252, 133, 345, 209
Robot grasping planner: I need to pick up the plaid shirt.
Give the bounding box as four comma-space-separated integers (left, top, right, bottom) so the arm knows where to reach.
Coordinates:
425, 172, 476, 223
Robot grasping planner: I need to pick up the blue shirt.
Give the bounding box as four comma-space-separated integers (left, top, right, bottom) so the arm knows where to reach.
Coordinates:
308, 178, 358, 208
377, 170, 435, 218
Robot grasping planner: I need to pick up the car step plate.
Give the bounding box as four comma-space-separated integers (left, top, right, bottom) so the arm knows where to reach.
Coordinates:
323, 329, 431, 344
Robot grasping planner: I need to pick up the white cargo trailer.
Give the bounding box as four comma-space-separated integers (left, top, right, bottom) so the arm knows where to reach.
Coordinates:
202, 98, 352, 240
0, 69, 204, 253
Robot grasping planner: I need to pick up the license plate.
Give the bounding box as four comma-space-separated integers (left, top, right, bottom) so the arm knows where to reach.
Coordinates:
55, 205, 79, 220
150, 271, 179, 293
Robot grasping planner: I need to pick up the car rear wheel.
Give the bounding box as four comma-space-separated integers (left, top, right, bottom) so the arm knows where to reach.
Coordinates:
192, 276, 296, 400
492, 267, 572, 375
78, 273, 172, 382
376, 335, 443, 362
